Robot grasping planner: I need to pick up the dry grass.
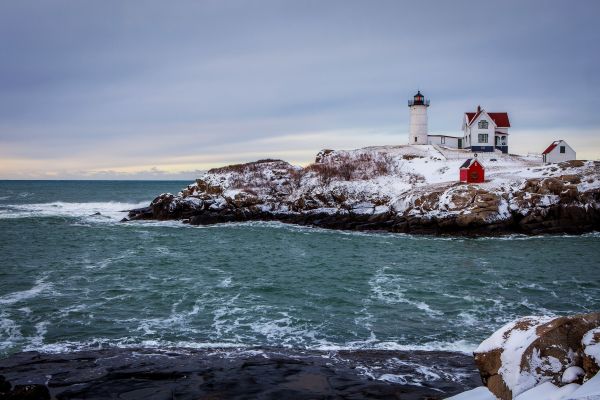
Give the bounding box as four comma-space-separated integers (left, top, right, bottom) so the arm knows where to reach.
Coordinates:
208, 159, 283, 174
304, 152, 395, 186
203, 153, 397, 193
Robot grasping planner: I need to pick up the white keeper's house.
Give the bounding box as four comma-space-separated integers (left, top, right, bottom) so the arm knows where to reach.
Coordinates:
462, 106, 510, 153
407, 91, 511, 154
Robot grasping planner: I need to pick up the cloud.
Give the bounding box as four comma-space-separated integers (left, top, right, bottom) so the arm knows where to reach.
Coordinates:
0, 0, 599, 179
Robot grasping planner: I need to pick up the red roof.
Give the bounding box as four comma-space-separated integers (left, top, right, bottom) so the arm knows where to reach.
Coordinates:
542, 141, 561, 155
460, 158, 485, 169
466, 111, 511, 128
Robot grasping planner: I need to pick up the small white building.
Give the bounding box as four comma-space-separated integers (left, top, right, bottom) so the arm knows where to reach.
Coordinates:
542, 140, 576, 164
427, 134, 462, 148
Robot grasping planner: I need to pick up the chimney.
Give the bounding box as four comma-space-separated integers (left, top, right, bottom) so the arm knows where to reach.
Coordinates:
477, 105, 481, 113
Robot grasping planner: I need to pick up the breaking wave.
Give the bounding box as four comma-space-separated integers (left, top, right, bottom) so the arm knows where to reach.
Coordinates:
0, 201, 149, 221
0, 277, 53, 305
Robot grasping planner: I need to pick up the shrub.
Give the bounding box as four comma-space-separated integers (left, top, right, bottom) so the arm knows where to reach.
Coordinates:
208, 159, 283, 174
303, 152, 394, 185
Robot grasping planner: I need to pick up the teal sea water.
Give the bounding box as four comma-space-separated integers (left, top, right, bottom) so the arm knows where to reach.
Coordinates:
1, 181, 599, 357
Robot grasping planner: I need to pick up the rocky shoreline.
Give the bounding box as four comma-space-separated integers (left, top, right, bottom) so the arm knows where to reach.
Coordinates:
128, 201, 600, 236
126, 147, 600, 235
0, 348, 479, 399
3, 312, 598, 400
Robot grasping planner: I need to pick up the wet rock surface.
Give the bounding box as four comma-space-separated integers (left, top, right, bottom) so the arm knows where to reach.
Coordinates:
0, 348, 480, 400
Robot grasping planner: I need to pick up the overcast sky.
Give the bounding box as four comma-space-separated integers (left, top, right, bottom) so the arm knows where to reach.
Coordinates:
1, 0, 599, 179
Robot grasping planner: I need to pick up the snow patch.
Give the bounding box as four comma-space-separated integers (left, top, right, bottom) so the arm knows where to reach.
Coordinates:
475, 316, 555, 397
583, 328, 600, 365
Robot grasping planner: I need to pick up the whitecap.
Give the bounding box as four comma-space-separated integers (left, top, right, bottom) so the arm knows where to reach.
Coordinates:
21, 338, 251, 354
218, 277, 232, 288
0, 201, 149, 221
0, 278, 53, 305
368, 267, 443, 316
313, 339, 477, 354
378, 373, 409, 384
0, 312, 23, 351
27, 321, 49, 348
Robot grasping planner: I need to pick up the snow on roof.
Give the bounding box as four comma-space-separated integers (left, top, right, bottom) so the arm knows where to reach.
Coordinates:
460, 158, 483, 169
466, 111, 511, 128
542, 140, 562, 155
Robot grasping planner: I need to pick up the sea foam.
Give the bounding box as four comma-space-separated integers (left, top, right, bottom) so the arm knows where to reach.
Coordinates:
0, 201, 149, 221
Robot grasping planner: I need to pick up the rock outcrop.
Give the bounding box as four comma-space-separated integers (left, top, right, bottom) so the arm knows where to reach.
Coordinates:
128, 147, 600, 235
473, 313, 600, 399
0, 375, 50, 400
582, 328, 600, 380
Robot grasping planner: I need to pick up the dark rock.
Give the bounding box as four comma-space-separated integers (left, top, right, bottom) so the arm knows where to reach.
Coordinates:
120, 218, 128, 222
0, 348, 479, 400
127, 206, 154, 220
2, 384, 50, 400
0, 375, 11, 394
315, 149, 335, 163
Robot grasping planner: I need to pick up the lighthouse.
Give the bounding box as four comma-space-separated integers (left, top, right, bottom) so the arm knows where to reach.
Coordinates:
408, 90, 430, 145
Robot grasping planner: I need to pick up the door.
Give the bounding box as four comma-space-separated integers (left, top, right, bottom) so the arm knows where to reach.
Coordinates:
458, 138, 462, 149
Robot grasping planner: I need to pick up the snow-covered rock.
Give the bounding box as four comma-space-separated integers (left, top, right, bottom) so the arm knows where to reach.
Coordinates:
446, 386, 499, 399
128, 146, 600, 235
583, 328, 600, 380
473, 313, 600, 399
448, 376, 600, 400
563, 366, 586, 384
569, 371, 600, 399
513, 381, 580, 400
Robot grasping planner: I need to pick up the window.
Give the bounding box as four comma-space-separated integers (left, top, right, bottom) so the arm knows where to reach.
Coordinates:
441, 137, 446, 144
560, 146, 565, 153
415, 137, 417, 143
478, 120, 489, 129
478, 134, 488, 143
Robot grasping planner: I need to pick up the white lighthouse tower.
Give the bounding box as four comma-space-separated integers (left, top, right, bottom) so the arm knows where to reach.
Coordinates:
408, 90, 430, 145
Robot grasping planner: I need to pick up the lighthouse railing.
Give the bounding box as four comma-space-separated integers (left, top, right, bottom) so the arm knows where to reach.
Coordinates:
408, 99, 430, 106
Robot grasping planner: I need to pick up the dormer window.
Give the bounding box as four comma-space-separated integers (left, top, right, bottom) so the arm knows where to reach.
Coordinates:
478, 120, 489, 129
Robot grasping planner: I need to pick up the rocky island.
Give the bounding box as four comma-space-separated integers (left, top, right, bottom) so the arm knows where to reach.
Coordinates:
128, 145, 600, 235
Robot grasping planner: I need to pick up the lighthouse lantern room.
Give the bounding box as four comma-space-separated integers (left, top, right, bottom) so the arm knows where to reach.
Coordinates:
408, 90, 430, 145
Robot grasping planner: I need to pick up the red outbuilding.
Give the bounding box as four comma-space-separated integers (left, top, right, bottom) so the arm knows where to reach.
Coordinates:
459, 158, 485, 183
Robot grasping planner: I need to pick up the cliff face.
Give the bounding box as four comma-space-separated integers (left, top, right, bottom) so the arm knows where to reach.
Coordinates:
128, 146, 600, 235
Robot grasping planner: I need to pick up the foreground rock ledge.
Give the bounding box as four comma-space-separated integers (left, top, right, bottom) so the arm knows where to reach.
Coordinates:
127, 149, 600, 235
0, 348, 479, 400
473, 312, 600, 400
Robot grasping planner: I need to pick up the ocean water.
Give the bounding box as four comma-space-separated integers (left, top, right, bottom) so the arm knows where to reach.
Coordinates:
1, 180, 599, 357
